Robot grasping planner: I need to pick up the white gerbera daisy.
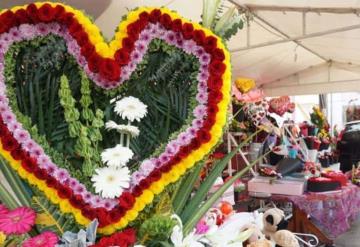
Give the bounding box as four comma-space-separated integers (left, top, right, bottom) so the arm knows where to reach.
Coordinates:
105, 120, 140, 137
114, 96, 148, 122
101, 144, 134, 167
91, 166, 130, 199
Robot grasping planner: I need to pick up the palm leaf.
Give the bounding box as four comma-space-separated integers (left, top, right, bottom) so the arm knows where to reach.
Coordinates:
32, 196, 78, 235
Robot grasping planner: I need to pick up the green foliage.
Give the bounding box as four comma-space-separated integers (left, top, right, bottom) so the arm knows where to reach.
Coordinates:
31, 196, 79, 236
138, 214, 176, 246
59, 74, 104, 176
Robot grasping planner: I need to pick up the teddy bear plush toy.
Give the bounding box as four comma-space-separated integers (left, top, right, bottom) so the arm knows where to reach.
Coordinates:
262, 208, 299, 247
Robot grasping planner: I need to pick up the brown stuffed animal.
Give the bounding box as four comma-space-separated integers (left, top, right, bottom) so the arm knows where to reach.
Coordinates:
247, 239, 272, 247
262, 208, 299, 247
273, 230, 299, 247
262, 208, 288, 236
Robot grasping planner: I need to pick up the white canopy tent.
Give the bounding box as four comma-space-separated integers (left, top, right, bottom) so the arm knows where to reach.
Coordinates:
2, 0, 360, 96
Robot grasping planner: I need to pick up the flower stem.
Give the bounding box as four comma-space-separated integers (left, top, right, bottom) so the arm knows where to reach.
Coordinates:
0, 181, 19, 209
126, 134, 131, 148
0, 158, 31, 206
120, 133, 124, 146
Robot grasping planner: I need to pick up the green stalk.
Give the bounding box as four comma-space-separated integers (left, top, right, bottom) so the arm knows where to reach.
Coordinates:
183, 150, 272, 235
0, 181, 19, 209
0, 159, 31, 206
181, 129, 261, 223
172, 162, 204, 215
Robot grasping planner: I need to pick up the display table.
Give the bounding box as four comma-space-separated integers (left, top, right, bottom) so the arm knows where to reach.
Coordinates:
273, 184, 360, 242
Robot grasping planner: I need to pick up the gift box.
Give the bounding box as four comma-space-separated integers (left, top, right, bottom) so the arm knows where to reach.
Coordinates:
248, 176, 305, 196
307, 177, 341, 192
321, 171, 348, 186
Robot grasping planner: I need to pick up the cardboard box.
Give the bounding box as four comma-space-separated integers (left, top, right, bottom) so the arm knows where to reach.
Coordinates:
248, 176, 305, 196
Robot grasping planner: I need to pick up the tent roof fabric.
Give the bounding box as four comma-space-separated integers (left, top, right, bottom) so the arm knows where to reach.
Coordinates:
1, 0, 360, 96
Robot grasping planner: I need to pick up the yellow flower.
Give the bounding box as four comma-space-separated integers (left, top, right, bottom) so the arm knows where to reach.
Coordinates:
125, 210, 138, 221
140, 190, 154, 204
235, 78, 255, 93
0, 232, 6, 245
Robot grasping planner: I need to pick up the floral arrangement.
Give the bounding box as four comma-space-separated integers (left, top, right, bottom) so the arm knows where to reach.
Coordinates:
0, 0, 263, 246
310, 107, 330, 141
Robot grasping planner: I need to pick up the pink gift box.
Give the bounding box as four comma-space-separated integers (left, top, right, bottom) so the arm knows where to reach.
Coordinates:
248, 176, 305, 196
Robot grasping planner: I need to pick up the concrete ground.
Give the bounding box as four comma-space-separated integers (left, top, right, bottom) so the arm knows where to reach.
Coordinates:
333, 218, 360, 247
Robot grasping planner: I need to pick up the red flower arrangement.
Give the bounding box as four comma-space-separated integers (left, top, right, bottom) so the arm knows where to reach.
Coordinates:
91, 228, 136, 247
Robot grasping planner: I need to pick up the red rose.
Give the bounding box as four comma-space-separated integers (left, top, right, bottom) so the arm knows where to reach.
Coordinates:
68, 20, 83, 36
208, 76, 223, 90
139, 11, 149, 21
209, 60, 226, 76
127, 22, 141, 39
115, 48, 130, 65
82, 206, 96, 220
80, 42, 95, 59
179, 146, 191, 158
53, 5, 65, 19
182, 23, 194, 39
136, 18, 148, 30
193, 30, 206, 45
173, 155, 182, 163
72, 30, 89, 47
88, 52, 102, 73
10, 147, 26, 160
160, 163, 172, 173
0, 125, 10, 137
109, 207, 125, 222
190, 138, 201, 150
121, 228, 136, 244
132, 186, 143, 197
34, 168, 47, 180
118, 192, 135, 210
149, 169, 162, 182
0, 11, 17, 33
21, 156, 37, 172
57, 184, 73, 199
69, 195, 85, 209
96, 208, 111, 227
160, 13, 172, 29
197, 129, 211, 143
99, 58, 121, 81
2, 135, 19, 151
139, 178, 150, 190
171, 19, 182, 32
122, 37, 135, 52
208, 90, 223, 104
203, 115, 216, 130
207, 102, 219, 116
38, 3, 55, 23
58, 12, 74, 26
26, 3, 39, 23
15, 9, 31, 25
45, 175, 59, 188
149, 9, 162, 23
204, 36, 217, 53
212, 48, 225, 61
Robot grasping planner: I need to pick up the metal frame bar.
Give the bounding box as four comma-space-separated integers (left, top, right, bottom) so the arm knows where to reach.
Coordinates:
228, 0, 330, 61
235, 4, 360, 15
230, 22, 360, 53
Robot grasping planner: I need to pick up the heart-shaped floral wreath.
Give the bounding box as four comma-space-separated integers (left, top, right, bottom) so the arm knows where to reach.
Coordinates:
0, 2, 231, 234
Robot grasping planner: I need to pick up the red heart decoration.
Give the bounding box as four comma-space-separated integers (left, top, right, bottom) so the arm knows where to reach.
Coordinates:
0, 3, 231, 234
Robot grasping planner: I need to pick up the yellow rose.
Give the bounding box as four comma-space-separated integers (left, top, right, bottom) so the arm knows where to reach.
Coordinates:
235, 78, 255, 93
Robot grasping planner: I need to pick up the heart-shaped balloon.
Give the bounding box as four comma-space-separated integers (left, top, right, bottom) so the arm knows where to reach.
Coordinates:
0, 2, 231, 234
269, 96, 295, 116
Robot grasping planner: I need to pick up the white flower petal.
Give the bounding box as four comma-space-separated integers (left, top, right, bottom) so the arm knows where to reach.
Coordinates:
114, 96, 148, 122
101, 145, 134, 167
91, 166, 130, 199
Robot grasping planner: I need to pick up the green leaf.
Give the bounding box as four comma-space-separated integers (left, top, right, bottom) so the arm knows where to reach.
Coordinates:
180, 130, 260, 224
31, 196, 78, 235
183, 149, 271, 235
172, 162, 204, 215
